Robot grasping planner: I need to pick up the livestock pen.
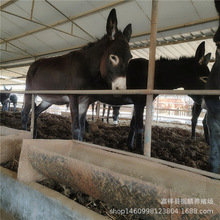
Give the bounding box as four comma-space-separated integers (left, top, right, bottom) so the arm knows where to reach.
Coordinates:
1, 0, 220, 219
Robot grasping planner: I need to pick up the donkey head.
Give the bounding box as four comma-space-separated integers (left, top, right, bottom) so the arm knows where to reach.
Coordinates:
191, 41, 211, 89
100, 9, 132, 90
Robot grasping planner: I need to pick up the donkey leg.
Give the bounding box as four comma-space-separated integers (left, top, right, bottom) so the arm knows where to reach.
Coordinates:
134, 104, 145, 154
91, 103, 95, 121
207, 113, 220, 174
79, 96, 91, 139
202, 113, 210, 145
107, 105, 111, 123
13, 103, 17, 112
127, 114, 136, 150
21, 94, 32, 130
34, 101, 52, 138
191, 102, 202, 139
205, 99, 220, 174
113, 106, 120, 126
69, 95, 81, 140
79, 111, 88, 138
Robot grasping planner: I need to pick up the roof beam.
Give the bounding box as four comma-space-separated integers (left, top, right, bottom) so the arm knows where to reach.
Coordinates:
2, 69, 27, 77
0, 0, 126, 44
0, 0, 18, 9
132, 16, 218, 39
30, 0, 35, 20
131, 34, 214, 50
0, 43, 84, 67
0, 34, 214, 69
44, 0, 96, 40
0, 10, 90, 43
0, 37, 35, 58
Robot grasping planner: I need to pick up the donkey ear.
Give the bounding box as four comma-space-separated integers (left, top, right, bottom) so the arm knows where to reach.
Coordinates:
201, 53, 211, 65
3, 86, 11, 91
123, 24, 132, 43
195, 41, 205, 62
106, 8, 118, 40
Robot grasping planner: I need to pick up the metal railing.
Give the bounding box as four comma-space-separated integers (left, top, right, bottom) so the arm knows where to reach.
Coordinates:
1, 0, 220, 159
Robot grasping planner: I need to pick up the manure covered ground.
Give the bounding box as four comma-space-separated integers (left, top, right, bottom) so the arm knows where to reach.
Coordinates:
0, 111, 210, 220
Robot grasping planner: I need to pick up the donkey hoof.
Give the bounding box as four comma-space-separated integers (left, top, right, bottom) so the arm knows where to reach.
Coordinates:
191, 135, 196, 140
127, 143, 134, 151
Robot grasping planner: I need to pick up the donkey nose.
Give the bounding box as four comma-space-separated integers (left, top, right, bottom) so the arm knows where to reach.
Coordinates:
112, 77, 126, 90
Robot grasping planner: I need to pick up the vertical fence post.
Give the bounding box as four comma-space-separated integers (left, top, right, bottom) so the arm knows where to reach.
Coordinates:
144, 0, 159, 157
30, 94, 35, 138
95, 101, 101, 121
156, 97, 159, 122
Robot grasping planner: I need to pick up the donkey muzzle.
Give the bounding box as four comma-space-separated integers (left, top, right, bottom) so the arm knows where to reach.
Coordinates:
112, 77, 126, 90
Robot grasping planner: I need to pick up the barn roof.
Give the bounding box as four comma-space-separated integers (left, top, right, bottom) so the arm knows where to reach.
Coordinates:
0, 0, 218, 86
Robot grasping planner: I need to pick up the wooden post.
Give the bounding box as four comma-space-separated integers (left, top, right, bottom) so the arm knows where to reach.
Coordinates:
30, 94, 35, 138
144, 0, 159, 157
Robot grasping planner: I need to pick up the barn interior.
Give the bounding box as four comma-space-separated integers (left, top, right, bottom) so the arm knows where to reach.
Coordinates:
1, 1, 220, 219
1, 0, 218, 83
1, 0, 218, 125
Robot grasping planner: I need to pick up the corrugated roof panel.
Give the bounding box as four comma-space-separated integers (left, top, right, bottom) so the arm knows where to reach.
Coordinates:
4, 1, 33, 19
102, 1, 150, 35
178, 42, 195, 56
158, 0, 207, 29
0, 50, 14, 62
47, 0, 94, 19
32, 29, 87, 52
73, 12, 107, 39
162, 45, 180, 58
191, 0, 217, 19
1, 70, 21, 78
26, 0, 64, 25
0, 43, 29, 62
9, 37, 47, 56
55, 23, 95, 42
0, 0, 218, 69
88, 0, 120, 9
1, 12, 42, 37
0, 78, 22, 85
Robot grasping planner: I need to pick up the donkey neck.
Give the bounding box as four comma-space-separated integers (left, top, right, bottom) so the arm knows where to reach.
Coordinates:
84, 36, 110, 74
155, 57, 196, 90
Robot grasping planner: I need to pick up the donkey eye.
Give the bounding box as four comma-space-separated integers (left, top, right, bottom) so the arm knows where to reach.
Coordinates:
110, 55, 119, 65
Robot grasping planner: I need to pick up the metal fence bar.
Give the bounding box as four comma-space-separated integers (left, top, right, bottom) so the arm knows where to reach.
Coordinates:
0, 89, 220, 95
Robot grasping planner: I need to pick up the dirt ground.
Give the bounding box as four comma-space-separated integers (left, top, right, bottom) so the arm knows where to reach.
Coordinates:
0, 111, 210, 219
0, 111, 210, 170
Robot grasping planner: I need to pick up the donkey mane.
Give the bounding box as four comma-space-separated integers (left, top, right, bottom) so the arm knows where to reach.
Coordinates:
159, 56, 196, 63
81, 30, 128, 51
82, 39, 99, 50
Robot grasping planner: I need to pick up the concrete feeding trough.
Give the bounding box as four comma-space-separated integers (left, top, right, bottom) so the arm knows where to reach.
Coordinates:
18, 139, 220, 219
0, 126, 32, 164
0, 126, 107, 220
1, 126, 220, 219
0, 167, 107, 220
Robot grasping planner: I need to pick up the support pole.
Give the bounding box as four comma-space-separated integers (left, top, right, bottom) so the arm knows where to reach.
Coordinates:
95, 101, 101, 121
30, 94, 35, 138
144, 0, 159, 157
